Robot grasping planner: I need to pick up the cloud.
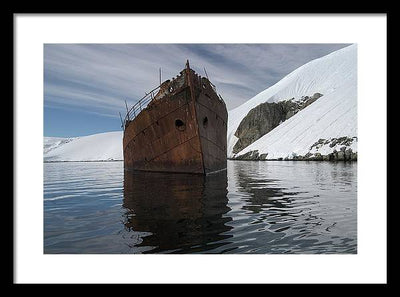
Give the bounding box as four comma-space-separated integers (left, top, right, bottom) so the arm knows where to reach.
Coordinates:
44, 43, 350, 114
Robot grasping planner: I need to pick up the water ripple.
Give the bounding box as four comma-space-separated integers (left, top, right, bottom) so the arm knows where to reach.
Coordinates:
44, 160, 356, 254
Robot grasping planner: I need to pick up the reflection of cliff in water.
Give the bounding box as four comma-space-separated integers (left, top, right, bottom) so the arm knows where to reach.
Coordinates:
232, 162, 304, 213
123, 170, 232, 253
230, 161, 324, 239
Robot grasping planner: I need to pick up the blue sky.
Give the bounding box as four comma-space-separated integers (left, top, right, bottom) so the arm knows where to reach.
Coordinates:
44, 43, 350, 137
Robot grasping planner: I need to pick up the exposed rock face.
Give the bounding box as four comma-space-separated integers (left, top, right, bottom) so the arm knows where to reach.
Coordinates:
233, 150, 261, 160
309, 137, 357, 150
232, 102, 286, 154
232, 93, 323, 153
231, 136, 357, 161
290, 149, 357, 161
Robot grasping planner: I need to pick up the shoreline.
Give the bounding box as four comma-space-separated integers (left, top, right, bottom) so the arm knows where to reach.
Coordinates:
227, 158, 357, 162
44, 159, 356, 163
44, 160, 123, 163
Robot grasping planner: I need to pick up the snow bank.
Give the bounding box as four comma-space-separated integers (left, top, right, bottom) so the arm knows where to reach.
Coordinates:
44, 137, 75, 154
228, 44, 357, 159
44, 131, 123, 162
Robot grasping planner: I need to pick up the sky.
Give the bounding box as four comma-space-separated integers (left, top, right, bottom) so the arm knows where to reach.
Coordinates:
44, 43, 350, 137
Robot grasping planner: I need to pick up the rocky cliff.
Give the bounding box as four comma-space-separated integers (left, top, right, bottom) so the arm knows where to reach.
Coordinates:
232, 93, 322, 153
227, 44, 357, 161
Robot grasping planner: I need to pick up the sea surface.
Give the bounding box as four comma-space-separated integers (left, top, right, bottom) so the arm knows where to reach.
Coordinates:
44, 160, 357, 254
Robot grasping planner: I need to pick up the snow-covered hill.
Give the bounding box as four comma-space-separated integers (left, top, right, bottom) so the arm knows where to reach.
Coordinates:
44, 131, 123, 162
44, 137, 75, 155
228, 44, 357, 160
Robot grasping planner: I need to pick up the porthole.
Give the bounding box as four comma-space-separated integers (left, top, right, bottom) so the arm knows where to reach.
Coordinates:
203, 116, 208, 128
175, 119, 186, 131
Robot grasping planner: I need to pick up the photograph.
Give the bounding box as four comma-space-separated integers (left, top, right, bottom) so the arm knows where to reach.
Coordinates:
43, 43, 357, 254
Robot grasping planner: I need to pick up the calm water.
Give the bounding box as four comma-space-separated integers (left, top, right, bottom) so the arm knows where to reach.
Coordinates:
44, 160, 357, 254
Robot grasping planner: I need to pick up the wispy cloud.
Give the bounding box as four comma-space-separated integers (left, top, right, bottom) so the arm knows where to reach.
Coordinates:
44, 43, 350, 115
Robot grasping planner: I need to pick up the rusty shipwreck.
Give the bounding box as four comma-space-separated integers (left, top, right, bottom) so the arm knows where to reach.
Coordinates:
122, 61, 228, 174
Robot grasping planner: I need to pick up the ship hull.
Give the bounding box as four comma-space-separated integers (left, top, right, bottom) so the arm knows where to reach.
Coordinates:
123, 66, 227, 174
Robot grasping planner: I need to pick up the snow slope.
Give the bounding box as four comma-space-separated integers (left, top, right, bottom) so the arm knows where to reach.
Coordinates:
228, 44, 357, 159
44, 131, 123, 161
44, 137, 75, 154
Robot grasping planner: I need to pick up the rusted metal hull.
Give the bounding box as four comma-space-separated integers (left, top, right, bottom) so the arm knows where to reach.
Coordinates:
123, 63, 227, 174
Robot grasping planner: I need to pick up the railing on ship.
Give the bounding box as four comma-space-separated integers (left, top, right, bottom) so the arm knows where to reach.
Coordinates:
120, 74, 222, 130
121, 85, 161, 130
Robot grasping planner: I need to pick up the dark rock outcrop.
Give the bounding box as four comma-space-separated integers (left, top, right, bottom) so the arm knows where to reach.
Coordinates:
310, 137, 357, 151
232, 93, 323, 153
233, 150, 260, 160
231, 135, 357, 162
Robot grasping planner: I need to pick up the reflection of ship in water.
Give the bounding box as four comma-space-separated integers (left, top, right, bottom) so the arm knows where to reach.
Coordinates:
123, 170, 232, 253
